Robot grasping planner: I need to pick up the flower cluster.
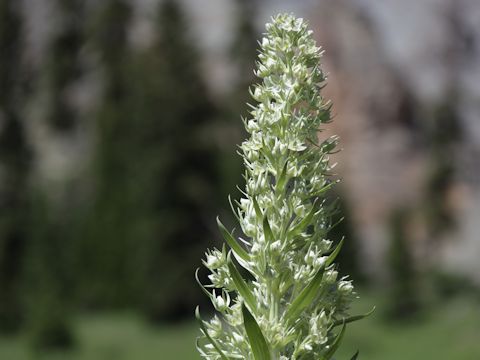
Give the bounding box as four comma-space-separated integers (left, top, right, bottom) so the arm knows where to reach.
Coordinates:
196, 13, 370, 360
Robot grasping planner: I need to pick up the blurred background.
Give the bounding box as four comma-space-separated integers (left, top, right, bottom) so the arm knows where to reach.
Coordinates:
0, 0, 479, 358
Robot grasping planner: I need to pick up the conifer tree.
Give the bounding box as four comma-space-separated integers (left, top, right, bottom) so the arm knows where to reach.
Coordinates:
231, 0, 258, 93
424, 2, 465, 244
386, 208, 421, 320
21, 0, 86, 347
44, 0, 85, 131
23, 193, 74, 348
79, 0, 134, 307
425, 95, 462, 238
421, 2, 466, 299
0, 0, 30, 333
217, 0, 259, 207
130, 0, 218, 321
328, 191, 364, 283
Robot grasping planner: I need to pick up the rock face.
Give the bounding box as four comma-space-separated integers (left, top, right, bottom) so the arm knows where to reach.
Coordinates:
308, 0, 480, 280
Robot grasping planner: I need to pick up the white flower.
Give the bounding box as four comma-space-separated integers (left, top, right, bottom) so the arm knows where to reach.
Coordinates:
203, 248, 226, 270
338, 279, 354, 295
211, 290, 230, 312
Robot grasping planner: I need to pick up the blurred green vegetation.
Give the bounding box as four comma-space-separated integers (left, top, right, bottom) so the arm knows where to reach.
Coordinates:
0, 0, 31, 333
0, 0, 248, 347
0, 291, 478, 359
386, 208, 422, 320
337, 291, 480, 360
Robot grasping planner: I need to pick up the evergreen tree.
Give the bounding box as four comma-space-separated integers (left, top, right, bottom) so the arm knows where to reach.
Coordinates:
22, 193, 74, 348
45, 0, 85, 131
386, 208, 421, 320
0, 0, 30, 333
328, 190, 364, 283
425, 94, 462, 238
20, 0, 87, 347
130, 0, 218, 321
230, 0, 258, 93
78, 0, 134, 307
424, 1, 466, 243
217, 0, 259, 211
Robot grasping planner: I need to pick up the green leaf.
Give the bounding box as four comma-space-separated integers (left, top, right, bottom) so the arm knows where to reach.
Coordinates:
217, 217, 249, 262
283, 239, 356, 346
312, 180, 338, 197
284, 263, 326, 322
228, 195, 242, 223
227, 254, 256, 312
242, 303, 271, 360
195, 268, 213, 300
195, 307, 230, 360
332, 306, 376, 327
323, 322, 347, 360
251, 197, 274, 244
252, 196, 263, 219
350, 350, 360, 360
319, 104, 332, 123
325, 238, 344, 267
263, 215, 274, 243
288, 200, 318, 237
275, 160, 289, 193
321, 136, 338, 154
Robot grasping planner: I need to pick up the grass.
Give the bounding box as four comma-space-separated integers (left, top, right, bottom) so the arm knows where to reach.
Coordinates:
336, 292, 480, 360
0, 291, 479, 359
0, 314, 199, 360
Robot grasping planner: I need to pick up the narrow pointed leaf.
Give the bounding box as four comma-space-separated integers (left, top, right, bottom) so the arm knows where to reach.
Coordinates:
285, 231, 343, 321
289, 200, 318, 237
228, 195, 242, 223
195, 307, 230, 360
263, 215, 274, 243
227, 254, 256, 312
323, 322, 346, 360
312, 180, 338, 197
195, 268, 213, 300
217, 217, 249, 262
350, 350, 359, 360
285, 263, 326, 322
242, 303, 271, 360
332, 306, 376, 327
325, 238, 344, 267
252, 196, 263, 219
275, 160, 289, 193
328, 216, 345, 233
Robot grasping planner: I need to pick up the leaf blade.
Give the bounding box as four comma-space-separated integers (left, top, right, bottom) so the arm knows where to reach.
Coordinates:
350, 350, 360, 360
195, 268, 213, 300
263, 215, 274, 243
284, 264, 326, 322
275, 160, 289, 193
227, 254, 256, 312
323, 322, 347, 360
242, 303, 271, 360
217, 217, 249, 262
325, 238, 344, 267
195, 307, 230, 360
285, 233, 345, 322
332, 306, 376, 327
288, 199, 318, 237
252, 196, 263, 219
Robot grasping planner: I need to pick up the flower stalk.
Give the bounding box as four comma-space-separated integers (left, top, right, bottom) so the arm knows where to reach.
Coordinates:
196, 13, 370, 360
